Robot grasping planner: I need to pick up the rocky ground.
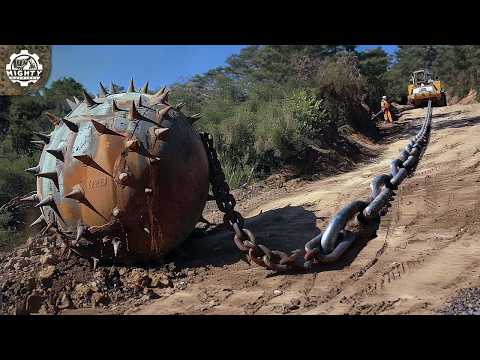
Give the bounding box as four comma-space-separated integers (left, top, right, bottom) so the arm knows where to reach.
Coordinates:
441, 287, 480, 315
2, 102, 480, 315
0, 234, 198, 314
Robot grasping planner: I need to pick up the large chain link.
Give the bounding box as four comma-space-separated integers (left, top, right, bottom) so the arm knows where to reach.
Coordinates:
200, 100, 433, 272
200, 132, 304, 271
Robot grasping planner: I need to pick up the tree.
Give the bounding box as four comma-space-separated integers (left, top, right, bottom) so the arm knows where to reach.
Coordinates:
358, 47, 390, 109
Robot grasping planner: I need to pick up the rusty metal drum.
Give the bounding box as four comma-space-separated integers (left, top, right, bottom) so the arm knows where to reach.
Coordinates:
28, 81, 209, 262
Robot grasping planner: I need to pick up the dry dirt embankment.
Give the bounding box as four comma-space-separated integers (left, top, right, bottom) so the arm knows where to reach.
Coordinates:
131, 103, 480, 315
2, 102, 479, 315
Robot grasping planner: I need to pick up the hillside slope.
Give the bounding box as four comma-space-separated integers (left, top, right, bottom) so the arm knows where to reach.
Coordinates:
2, 102, 480, 315
129, 102, 480, 315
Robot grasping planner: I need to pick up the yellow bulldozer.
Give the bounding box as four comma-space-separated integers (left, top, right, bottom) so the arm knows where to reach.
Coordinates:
407, 69, 447, 108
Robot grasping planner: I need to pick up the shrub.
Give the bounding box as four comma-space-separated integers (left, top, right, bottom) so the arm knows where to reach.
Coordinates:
254, 89, 330, 164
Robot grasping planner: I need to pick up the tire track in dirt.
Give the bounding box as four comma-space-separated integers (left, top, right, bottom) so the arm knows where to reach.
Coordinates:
131, 103, 480, 315
344, 153, 480, 314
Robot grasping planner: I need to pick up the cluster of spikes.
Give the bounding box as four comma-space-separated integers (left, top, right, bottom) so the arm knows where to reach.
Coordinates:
57, 79, 202, 126
23, 78, 204, 230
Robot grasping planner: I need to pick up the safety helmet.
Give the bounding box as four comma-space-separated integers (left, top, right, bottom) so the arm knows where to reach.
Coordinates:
382, 96, 387, 99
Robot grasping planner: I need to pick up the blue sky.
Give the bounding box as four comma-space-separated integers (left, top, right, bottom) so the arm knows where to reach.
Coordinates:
357, 45, 397, 54
49, 45, 398, 94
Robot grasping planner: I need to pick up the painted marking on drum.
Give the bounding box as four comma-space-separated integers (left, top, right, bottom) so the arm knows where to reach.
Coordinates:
87, 176, 109, 191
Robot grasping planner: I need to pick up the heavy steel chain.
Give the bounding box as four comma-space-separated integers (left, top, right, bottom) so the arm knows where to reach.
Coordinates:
200, 100, 433, 272
200, 132, 304, 271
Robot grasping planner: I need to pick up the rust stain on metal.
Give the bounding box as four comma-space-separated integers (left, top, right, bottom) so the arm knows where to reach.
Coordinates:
31, 83, 209, 262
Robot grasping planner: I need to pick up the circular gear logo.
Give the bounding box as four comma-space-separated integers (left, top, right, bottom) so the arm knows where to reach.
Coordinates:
5, 49, 43, 87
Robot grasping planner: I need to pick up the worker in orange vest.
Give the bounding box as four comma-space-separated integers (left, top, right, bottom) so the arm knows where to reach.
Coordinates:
381, 96, 393, 124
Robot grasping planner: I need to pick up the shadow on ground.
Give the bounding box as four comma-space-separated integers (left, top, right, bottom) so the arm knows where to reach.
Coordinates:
170, 205, 320, 269
166, 204, 379, 275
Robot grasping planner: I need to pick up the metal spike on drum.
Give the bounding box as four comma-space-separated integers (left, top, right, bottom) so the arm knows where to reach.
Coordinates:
65, 187, 85, 202
91, 119, 124, 137
36, 171, 59, 189
20, 193, 39, 202
130, 101, 140, 120
32, 80, 209, 264
73, 154, 113, 177
98, 82, 108, 98
62, 119, 78, 132
76, 221, 88, 243
141, 81, 149, 94
128, 78, 135, 92
130, 101, 157, 124
46, 146, 65, 162
32, 131, 50, 143
66, 98, 78, 110
156, 106, 171, 123
83, 89, 98, 107
35, 195, 55, 208
30, 214, 46, 227
112, 99, 127, 112
113, 240, 120, 257
188, 113, 203, 125
156, 91, 169, 103
46, 112, 61, 126
154, 127, 170, 140
125, 139, 140, 152
154, 87, 166, 97
34, 195, 63, 220
25, 165, 40, 174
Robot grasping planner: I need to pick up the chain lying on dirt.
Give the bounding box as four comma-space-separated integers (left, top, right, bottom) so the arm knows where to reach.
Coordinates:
201, 100, 433, 272
200, 133, 305, 272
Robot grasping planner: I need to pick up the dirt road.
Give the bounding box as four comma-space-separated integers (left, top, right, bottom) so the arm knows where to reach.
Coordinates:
127, 103, 480, 315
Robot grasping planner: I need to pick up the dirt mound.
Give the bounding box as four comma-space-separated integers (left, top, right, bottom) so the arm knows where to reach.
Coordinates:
0, 233, 210, 315
448, 89, 478, 106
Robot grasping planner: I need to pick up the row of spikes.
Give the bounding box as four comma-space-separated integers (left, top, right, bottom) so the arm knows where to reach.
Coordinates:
28, 128, 180, 210
27, 86, 202, 223
71, 80, 168, 109
22, 184, 157, 233
28, 213, 123, 260
30, 118, 171, 165
35, 101, 200, 162
65, 82, 201, 123
66, 80, 152, 111
55, 98, 200, 131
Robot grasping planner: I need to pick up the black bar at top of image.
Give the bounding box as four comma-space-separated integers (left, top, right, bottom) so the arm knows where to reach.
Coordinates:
0, 5, 477, 45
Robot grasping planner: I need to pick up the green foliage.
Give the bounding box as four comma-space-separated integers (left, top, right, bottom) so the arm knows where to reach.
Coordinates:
358, 47, 390, 109
0, 153, 36, 205
171, 46, 378, 185
0, 78, 85, 248
0, 210, 23, 250
218, 153, 255, 189
254, 89, 330, 162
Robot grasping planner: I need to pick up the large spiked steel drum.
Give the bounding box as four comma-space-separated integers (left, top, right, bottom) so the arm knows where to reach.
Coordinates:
28, 82, 209, 262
